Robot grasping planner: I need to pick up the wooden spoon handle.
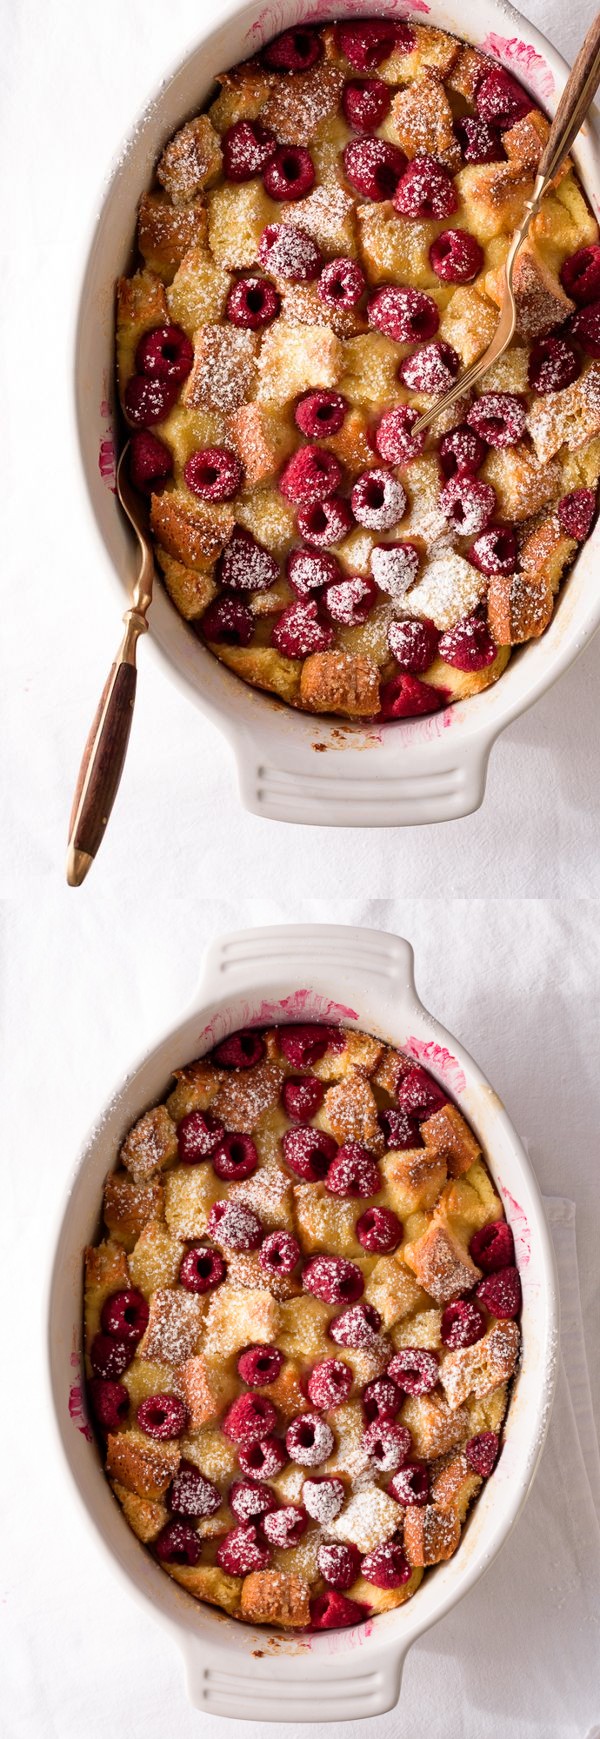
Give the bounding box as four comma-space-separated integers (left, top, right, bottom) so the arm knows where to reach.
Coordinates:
66, 640, 138, 886
538, 11, 600, 183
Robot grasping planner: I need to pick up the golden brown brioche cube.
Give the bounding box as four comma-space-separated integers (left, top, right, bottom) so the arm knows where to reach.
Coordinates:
111, 1480, 168, 1542
166, 1562, 241, 1614
386, 73, 460, 169
382, 1148, 447, 1214
166, 1058, 223, 1120
364, 1256, 423, 1328
401, 1394, 470, 1460
527, 362, 600, 462
321, 1072, 384, 1151
137, 193, 208, 281
357, 201, 438, 288
392, 1307, 442, 1351
175, 1353, 234, 1429
436, 1166, 502, 1238
182, 1428, 237, 1483
225, 1248, 299, 1301
261, 62, 344, 145
128, 1221, 185, 1295
455, 162, 533, 244
249, 576, 293, 620
439, 286, 498, 367
204, 1284, 282, 1359
103, 1173, 165, 1250
208, 180, 275, 269
422, 1105, 481, 1178
294, 1182, 362, 1259
240, 1570, 311, 1627
340, 333, 404, 409
258, 321, 344, 405
211, 644, 302, 706
84, 1239, 130, 1347
482, 443, 562, 521
404, 1503, 461, 1566
278, 1295, 331, 1361
349, 1568, 423, 1612
229, 403, 295, 486
447, 45, 488, 102
155, 549, 217, 622
502, 109, 551, 173
138, 1287, 206, 1365
324, 408, 374, 472
404, 1221, 481, 1304
441, 1320, 521, 1409
312, 1029, 384, 1082
510, 242, 575, 339
431, 1449, 481, 1520
332, 1487, 401, 1552
373, 1047, 410, 1096
123, 1359, 176, 1410
401, 550, 487, 632
164, 1166, 219, 1240
282, 182, 357, 255
150, 490, 234, 569
235, 489, 296, 554
106, 1430, 180, 1500
209, 60, 273, 131
480, 343, 530, 394
167, 245, 231, 331
212, 1060, 284, 1133
379, 23, 460, 83
183, 325, 258, 413
119, 1106, 178, 1183
487, 571, 554, 645
423, 645, 510, 700
157, 115, 223, 202
521, 513, 577, 595
300, 650, 380, 718
467, 1380, 508, 1438
279, 279, 366, 341
116, 270, 169, 395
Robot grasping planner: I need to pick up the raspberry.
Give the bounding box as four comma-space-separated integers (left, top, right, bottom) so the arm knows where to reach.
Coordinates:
295, 390, 347, 439
229, 1479, 279, 1524
136, 324, 194, 382
568, 299, 600, 356
237, 1435, 287, 1479
368, 285, 439, 344
302, 1477, 346, 1524
387, 1348, 439, 1395
469, 523, 518, 576
184, 446, 243, 500
223, 1393, 278, 1445
398, 1067, 448, 1116
282, 1074, 324, 1121
319, 257, 366, 309
374, 405, 426, 465
318, 1541, 361, 1590
262, 1505, 308, 1547
137, 1394, 188, 1439
90, 1334, 132, 1380
343, 138, 407, 201
342, 78, 391, 132
310, 1591, 369, 1630
237, 1344, 284, 1387
297, 496, 353, 546
216, 1524, 271, 1575
179, 1245, 226, 1293
226, 275, 280, 330
303, 1255, 364, 1306
263, 27, 322, 71
216, 526, 279, 593
260, 1230, 301, 1276
361, 1541, 411, 1588
155, 1522, 201, 1566
558, 488, 596, 540
124, 374, 178, 427
272, 599, 334, 658
454, 116, 504, 164
101, 1289, 149, 1342
399, 340, 460, 396
170, 1465, 221, 1518
201, 594, 253, 647
222, 119, 277, 182
440, 475, 496, 537
476, 1266, 522, 1318
207, 1200, 262, 1250
362, 1419, 411, 1472
263, 146, 315, 201
394, 154, 458, 220
389, 1461, 430, 1506
439, 615, 498, 671
379, 674, 446, 721
306, 1359, 353, 1410
279, 446, 342, 505
362, 1377, 402, 1423
470, 1219, 514, 1271
373, 541, 424, 610
326, 1142, 381, 1198
476, 66, 531, 127
528, 336, 579, 394
356, 1206, 403, 1255
335, 19, 412, 68
388, 617, 439, 674
282, 1126, 338, 1181
465, 1432, 500, 1477
325, 574, 378, 627
286, 1412, 335, 1466
279, 1025, 343, 1067
560, 243, 600, 304
441, 1299, 486, 1349
351, 468, 407, 530
379, 1106, 422, 1149
128, 431, 173, 493
258, 223, 322, 281
286, 548, 342, 598
430, 229, 484, 284
329, 1303, 381, 1348
467, 392, 526, 448
439, 424, 487, 480
178, 1109, 224, 1163
212, 1134, 257, 1183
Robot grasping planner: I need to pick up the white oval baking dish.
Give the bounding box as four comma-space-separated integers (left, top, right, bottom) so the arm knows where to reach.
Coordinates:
73, 0, 600, 828
48, 923, 558, 1720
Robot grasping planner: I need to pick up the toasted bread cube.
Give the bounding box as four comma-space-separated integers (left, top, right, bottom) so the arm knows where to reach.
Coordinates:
224, 1249, 299, 1300
229, 402, 295, 486
257, 321, 343, 405
435, 1172, 499, 1238
128, 1221, 185, 1296
208, 180, 275, 268
166, 245, 231, 332
510, 242, 575, 338
431, 1449, 481, 1519
274, 1529, 323, 1581
209, 60, 273, 131
402, 550, 487, 632
119, 1106, 178, 1183
324, 407, 374, 472
166, 1058, 223, 1120
137, 193, 208, 281
321, 1072, 384, 1151
261, 61, 343, 145
386, 73, 460, 168
181, 1428, 237, 1482
487, 571, 554, 644
460, 1159, 502, 1226
175, 1353, 235, 1428
312, 1029, 383, 1082
157, 115, 222, 202
106, 1429, 180, 1499
404, 1503, 461, 1566
560, 433, 600, 492
357, 201, 438, 288
184, 325, 258, 413
332, 1487, 401, 1553
425, 646, 510, 699
249, 576, 293, 620
404, 1221, 481, 1304
279, 1296, 331, 1361
480, 343, 530, 394
372, 1046, 409, 1096
204, 1284, 281, 1359
235, 488, 296, 553
84, 1239, 130, 1348
467, 1380, 508, 1437
116, 269, 169, 395
447, 45, 488, 101
439, 286, 498, 367
166, 1562, 241, 1614
379, 23, 459, 84
103, 1172, 165, 1250
527, 362, 600, 462
422, 1105, 481, 1177
502, 108, 550, 172
342, 1344, 390, 1388
392, 1307, 442, 1351
364, 1257, 424, 1328
155, 548, 217, 622
211, 644, 302, 705
455, 162, 533, 243
282, 182, 357, 255
280, 279, 366, 341
111, 1479, 168, 1542
483, 442, 562, 520
241, 1570, 310, 1627
212, 1059, 284, 1133
349, 1568, 423, 1611
323, 1399, 368, 1482
138, 1287, 206, 1364
441, 1320, 520, 1409
300, 650, 380, 718
521, 513, 577, 595
340, 333, 403, 409
401, 1393, 470, 1460
164, 1166, 220, 1240
382, 1148, 447, 1214
150, 489, 233, 569
229, 1160, 294, 1232
123, 1358, 176, 1409
293, 1182, 362, 1258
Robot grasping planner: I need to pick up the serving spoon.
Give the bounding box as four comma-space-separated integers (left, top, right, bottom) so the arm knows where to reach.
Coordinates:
412, 10, 600, 436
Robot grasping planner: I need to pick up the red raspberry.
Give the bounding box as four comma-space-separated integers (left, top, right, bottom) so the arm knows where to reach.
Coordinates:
217, 526, 279, 594
398, 1067, 448, 1116
400, 341, 460, 396
387, 1348, 439, 1395
237, 1435, 287, 1479
389, 1461, 429, 1505
351, 468, 407, 530
302, 1476, 345, 1523
379, 674, 446, 721
439, 424, 487, 480
90, 1334, 132, 1380
325, 574, 378, 627
184, 446, 243, 501
207, 1200, 262, 1250
179, 1245, 226, 1293
430, 229, 484, 284
123, 374, 178, 427
356, 1207, 403, 1255
469, 523, 518, 576
216, 1524, 271, 1575
465, 1432, 500, 1477
280, 1024, 344, 1066
336, 19, 415, 69
318, 1541, 361, 1590
394, 155, 458, 220
223, 1393, 278, 1445
201, 594, 253, 647
306, 1359, 353, 1410
329, 1303, 382, 1349
227, 275, 280, 330
282, 1074, 324, 1121
310, 1591, 369, 1629
214, 1027, 265, 1068
361, 1540, 411, 1588
368, 286, 439, 344
388, 617, 439, 674
467, 392, 526, 447
303, 1255, 364, 1306
286, 548, 342, 598
528, 336, 579, 394
258, 223, 322, 281
237, 1344, 284, 1386
343, 138, 407, 201
262, 1505, 308, 1547
229, 1479, 279, 1524
342, 78, 391, 132
379, 1106, 422, 1149
286, 1413, 335, 1466
470, 1219, 514, 1271
178, 1109, 224, 1163
326, 1142, 381, 1198
297, 496, 353, 546
374, 405, 426, 465
272, 598, 334, 659
128, 431, 173, 493
262, 27, 322, 72
136, 324, 193, 382
362, 1419, 411, 1472
440, 474, 496, 537
476, 1266, 522, 1318
170, 1464, 221, 1518
263, 146, 315, 201
362, 1377, 402, 1423
560, 243, 600, 304
568, 299, 600, 355
282, 1126, 337, 1181
222, 119, 277, 182
441, 1299, 486, 1349
476, 66, 531, 127
455, 117, 504, 164
558, 488, 596, 540
439, 615, 498, 672
260, 1230, 301, 1276
295, 391, 347, 439
101, 1289, 149, 1342
280, 446, 342, 506
155, 1521, 201, 1566
212, 1134, 258, 1182
319, 257, 366, 309
373, 535, 423, 599
137, 1394, 188, 1439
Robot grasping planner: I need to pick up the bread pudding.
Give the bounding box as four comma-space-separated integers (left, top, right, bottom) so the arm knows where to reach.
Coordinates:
84, 1020, 522, 1630
115, 18, 600, 723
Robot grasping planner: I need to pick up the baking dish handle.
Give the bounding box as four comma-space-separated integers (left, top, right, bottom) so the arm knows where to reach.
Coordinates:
197, 923, 417, 1007
179, 1635, 409, 1722
234, 734, 491, 827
